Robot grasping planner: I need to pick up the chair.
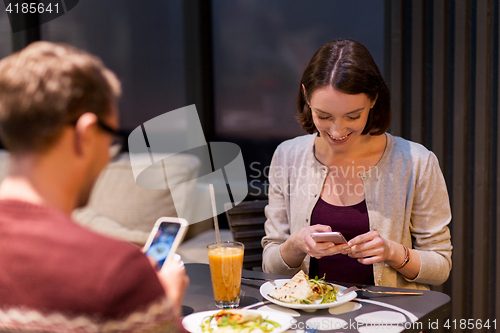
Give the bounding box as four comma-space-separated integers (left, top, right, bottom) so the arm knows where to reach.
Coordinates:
224, 200, 268, 271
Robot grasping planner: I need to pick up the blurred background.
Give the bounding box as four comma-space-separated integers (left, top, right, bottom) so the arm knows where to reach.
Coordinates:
1, 1, 499, 332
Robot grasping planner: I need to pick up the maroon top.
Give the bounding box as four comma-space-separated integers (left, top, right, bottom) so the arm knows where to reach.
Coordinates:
0, 199, 166, 319
309, 197, 375, 285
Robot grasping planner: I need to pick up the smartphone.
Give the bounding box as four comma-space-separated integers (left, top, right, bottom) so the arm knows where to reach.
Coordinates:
311, 232, 348, 244
142, 217, 188, 270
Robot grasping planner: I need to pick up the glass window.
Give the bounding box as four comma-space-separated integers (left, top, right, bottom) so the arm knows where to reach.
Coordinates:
40, 0, 186, 131
212, 0, 385, 139
0, 8, 12, 59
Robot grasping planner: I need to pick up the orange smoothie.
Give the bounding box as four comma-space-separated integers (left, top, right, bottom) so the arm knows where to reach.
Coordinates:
208, 245, 244, 303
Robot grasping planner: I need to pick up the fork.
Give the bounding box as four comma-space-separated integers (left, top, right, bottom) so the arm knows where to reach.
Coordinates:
337, 286, 423, 297
241, 277, 277, 286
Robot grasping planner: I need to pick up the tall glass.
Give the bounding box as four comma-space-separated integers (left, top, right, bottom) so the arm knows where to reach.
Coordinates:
207, 241, 244, 308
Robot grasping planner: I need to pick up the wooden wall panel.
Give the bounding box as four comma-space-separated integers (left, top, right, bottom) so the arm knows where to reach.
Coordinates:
496, 0, 500, 321
488, 0, 500, 323
452, 0, 469, 323
388, 0, 403, 137
387, 0, 499, 331
433, 0, 446, 162
411, 0, 424, 144
473, 0, 489, 323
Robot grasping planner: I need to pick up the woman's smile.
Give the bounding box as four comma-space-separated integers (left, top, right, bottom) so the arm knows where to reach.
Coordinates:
326, 131, 352, 143
309, 86, 373, 154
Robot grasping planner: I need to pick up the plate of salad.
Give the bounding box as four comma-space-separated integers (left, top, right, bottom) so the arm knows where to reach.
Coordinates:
182, 309, 293, 333
259, 270, 357, 310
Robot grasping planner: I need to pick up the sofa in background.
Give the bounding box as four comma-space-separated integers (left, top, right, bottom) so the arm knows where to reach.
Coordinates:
0, 150, 216, 246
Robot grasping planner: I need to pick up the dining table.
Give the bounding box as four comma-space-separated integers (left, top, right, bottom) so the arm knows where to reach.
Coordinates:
182, 263, 451, 333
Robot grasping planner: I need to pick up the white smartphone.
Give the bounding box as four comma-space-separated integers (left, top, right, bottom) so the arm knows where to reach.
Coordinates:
142, 217, 188, 270
311, 231, 348, 244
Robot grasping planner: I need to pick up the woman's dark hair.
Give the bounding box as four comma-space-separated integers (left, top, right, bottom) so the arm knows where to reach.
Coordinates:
297, 39, 391, 135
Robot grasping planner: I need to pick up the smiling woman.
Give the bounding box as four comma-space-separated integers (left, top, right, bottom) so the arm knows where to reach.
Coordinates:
297, 40, 390, 135
307, 86, 377, 155
261, 39, 452, 291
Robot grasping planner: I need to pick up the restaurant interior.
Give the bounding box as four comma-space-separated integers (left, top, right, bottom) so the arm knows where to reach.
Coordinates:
1, 1, 499, 332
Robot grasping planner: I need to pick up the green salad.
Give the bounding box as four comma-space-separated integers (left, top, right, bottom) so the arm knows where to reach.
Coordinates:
308, 275, 338, 304
201, 310, 281, 333
268, 271, 338, 305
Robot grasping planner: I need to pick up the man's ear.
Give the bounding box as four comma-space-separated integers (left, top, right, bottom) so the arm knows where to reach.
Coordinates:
73, 112, 98, 156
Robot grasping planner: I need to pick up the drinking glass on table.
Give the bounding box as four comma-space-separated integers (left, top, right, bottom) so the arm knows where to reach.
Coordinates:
207, 241, 244, 308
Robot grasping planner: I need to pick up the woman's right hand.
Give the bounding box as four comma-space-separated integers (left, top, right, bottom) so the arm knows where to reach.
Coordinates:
280, 224, 350, 267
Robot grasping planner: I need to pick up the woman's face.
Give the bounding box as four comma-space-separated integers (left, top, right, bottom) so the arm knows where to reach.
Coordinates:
308, 86, 375, 154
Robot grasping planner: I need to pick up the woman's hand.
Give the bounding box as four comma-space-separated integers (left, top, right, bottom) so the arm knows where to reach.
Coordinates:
347, 231, 420, 280
346, 230, 391, 264
280, 224, 350, 267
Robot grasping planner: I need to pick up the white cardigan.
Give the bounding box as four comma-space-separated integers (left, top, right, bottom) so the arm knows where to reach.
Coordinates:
261, 133, 452, 290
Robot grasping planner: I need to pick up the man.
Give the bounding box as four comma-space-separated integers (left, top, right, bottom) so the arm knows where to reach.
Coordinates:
0, 41, 188, 332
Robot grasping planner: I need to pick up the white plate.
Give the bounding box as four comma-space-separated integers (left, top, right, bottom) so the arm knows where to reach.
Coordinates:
260, 279, 357, 310
328, 301, 362, 315
182, 309, 294, 333
358, 325, 404, 333
305, 317, 349, 331
355, 310, 407, 325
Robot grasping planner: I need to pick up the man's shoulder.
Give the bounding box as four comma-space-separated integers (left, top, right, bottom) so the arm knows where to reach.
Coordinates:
0, 199, 165, 321
0, 199, 142, 258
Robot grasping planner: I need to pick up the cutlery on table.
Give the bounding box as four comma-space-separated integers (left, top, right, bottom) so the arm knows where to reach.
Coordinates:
337, 286, 423, 297
241, 300, 272, 310
241, 277, 276, 286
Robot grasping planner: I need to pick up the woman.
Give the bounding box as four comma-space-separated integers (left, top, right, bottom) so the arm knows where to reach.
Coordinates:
261, 39, 452, 290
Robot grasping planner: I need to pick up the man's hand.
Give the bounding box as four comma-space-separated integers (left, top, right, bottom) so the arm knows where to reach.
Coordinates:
156, 255, 190, 315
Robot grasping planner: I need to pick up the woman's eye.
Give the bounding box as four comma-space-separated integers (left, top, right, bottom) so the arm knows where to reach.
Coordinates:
348, 115, 361, 120
318, 116, 330, 120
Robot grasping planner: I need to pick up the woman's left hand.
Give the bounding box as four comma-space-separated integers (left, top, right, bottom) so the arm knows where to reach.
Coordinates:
347, 231, 420, 280
346, 230, 392, 265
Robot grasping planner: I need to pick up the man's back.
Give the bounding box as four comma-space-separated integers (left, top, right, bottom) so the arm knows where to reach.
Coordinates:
0, 41, 189, 332
0, 199, 177, 332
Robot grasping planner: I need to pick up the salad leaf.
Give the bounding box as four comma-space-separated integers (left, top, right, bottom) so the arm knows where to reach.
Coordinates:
201, 312, 281, 333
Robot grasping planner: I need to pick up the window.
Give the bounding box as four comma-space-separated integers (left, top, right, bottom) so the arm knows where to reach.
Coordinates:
40, 0, 186, 131
0, 9, 12, 59
212, 0, 385, 139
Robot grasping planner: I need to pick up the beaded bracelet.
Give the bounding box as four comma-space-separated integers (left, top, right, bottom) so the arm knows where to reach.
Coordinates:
390, 244, 410, 269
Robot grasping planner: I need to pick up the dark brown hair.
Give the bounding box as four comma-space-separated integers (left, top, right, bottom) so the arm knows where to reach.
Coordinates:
0, 41, 121, 154
297, 39, 391, 135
